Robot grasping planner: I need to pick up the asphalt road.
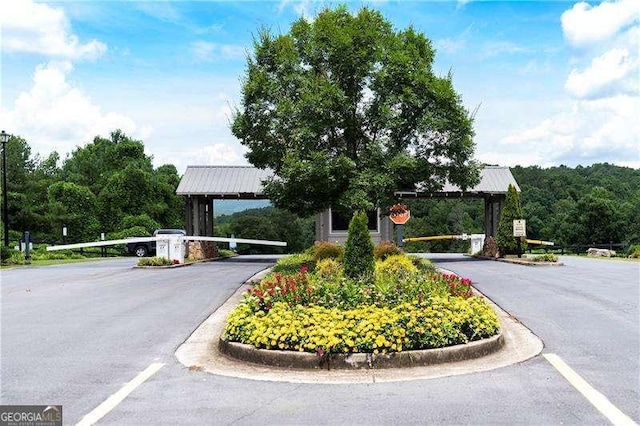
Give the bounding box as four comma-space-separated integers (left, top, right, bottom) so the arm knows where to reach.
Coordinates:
1, 255, 638, 425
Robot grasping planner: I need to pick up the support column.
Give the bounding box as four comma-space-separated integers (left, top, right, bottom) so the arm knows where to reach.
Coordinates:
198, 197, 206, 236
484, 196, 493, 237
206, 196, 214, 236
191, 197, 200, 236
185, 196, 193, 235
484, 195, 504, 237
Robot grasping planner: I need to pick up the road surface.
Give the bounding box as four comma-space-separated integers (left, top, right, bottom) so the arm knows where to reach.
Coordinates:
1, 255, 637, 424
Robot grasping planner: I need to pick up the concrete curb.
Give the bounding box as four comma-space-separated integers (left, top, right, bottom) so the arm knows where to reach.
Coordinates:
175, 268, 544, 383
219, 333, 505, 370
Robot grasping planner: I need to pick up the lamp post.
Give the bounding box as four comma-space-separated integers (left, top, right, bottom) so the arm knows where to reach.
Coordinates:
1, 130, 9, 247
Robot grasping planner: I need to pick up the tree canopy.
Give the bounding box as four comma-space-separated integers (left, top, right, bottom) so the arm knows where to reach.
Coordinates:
232, 6, 478, 217
1, 130, 184, 244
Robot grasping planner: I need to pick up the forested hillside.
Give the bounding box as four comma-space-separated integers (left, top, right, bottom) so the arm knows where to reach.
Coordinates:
214, 207, 314, 254
1, 130, 184, 244
512, 164, 640, 247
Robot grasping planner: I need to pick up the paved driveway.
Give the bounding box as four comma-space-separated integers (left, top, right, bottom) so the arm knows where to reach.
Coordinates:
431, 254, 639, 422
1, 255, 637, 424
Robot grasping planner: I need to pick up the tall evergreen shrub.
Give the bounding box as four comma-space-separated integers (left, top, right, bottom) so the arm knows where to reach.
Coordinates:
344, 210, 375, 279
496, 184, 527, 256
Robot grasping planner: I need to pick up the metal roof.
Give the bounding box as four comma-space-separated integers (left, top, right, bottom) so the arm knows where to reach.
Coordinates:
176, 165, 518, 198
176, 166, 273, 198
441, 166, 520, 193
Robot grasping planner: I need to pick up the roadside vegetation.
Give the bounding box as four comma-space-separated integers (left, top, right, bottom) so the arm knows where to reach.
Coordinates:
223, 213, 500, 355
1, 245, 122, 267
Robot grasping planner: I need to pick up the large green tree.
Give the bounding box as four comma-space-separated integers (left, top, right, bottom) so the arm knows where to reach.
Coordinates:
232, 6, 479, 217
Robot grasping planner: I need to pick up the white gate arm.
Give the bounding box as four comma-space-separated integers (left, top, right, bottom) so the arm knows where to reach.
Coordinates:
185, 235, 287, 246
46, 235, 287, 251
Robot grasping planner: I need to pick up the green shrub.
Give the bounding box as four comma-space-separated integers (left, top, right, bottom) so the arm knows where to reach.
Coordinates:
315, 258, 343, 281
343, 210, 374, 279
496, 184, 528, 256
138, 256, 173, 266
2, 250, 27, 265
628, 245, 640, 258
30, 247, 80, 260
408, 256, 437, 273
224, 297, 500, 354
531, 253, 558, 262
311, 241, 344, 262
217, 249, 236, 258
271, 253, 315, 275
1, 246, 13, 262
375, 254, 418, 277
374, 241, 403, 260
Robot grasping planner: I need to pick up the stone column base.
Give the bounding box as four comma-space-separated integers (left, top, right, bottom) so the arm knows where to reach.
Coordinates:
187, 241, 218, 260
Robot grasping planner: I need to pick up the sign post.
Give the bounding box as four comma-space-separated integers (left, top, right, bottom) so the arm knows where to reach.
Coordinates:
390, 204, 411, 248
513, 219, 526, 258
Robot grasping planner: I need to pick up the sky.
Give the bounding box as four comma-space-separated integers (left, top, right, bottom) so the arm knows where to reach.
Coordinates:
1, 0, 638, 174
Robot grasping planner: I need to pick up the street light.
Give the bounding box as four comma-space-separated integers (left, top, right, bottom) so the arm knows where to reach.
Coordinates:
1, 130, 9, 247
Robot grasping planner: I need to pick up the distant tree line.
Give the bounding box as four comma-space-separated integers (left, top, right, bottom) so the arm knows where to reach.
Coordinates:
1, 130, 183, 245
2, 130, 637, 255
402, 163, 639, 252
214, 207, 315, 254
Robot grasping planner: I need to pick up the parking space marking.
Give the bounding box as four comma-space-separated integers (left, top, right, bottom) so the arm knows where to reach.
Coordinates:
76, 362, 165, 426
543, 353, 637, 426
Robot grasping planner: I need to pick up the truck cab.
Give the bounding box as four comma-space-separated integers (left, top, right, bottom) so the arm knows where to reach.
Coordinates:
125, 229, 186, 257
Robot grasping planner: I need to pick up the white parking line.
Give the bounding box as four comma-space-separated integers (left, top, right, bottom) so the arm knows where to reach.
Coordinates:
544, 353, 637, 426
76, 362, 165, 426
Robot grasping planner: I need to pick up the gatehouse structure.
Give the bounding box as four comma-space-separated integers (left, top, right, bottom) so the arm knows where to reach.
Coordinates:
175, 165, 519, 243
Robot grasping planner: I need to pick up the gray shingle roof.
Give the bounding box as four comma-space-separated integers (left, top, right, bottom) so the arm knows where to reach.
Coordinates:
176, 165, 518, 198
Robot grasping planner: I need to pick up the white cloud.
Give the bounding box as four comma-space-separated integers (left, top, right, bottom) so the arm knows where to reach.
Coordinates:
190, 41, 246, 62
561, 0, 639, 47
496, 0, 640, 168
495, 95, 639, 167
565, 48, 639, 98
436, 37, 466, 55
0, 0, 106, 60
517, 60, 553, 76
480, 41, 527, 58
0, 62, 147, 158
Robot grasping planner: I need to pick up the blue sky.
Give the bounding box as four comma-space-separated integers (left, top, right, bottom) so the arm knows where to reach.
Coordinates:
1, 0, 638, 173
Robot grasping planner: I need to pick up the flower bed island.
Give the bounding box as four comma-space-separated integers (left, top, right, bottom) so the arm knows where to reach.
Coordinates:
222, 243, 500, 358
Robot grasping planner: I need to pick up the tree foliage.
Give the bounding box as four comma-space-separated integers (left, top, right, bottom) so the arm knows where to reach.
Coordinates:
214, 207, 315, 254
1, 130, 184, 244
512, 164, 640, 247
232, 6, 478, 217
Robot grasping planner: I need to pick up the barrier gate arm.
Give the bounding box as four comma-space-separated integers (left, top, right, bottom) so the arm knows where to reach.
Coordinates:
46, 235, 287, 251
184, 236, 287, 246
403, 234, 470, 243
525, 239, 554, 246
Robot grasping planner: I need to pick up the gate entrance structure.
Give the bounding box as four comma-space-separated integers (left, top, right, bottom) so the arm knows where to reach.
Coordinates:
393, 166, 519, 240
176, 165, 519, 242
